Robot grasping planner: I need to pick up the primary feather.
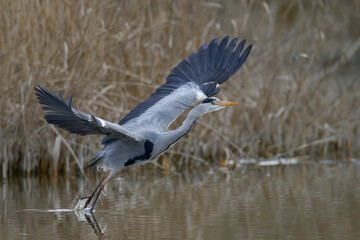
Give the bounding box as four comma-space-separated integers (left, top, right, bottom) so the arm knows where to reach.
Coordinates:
35, 84, 141, 141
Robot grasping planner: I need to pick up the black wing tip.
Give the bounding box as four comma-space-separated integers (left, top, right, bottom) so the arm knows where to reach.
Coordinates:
210, 38, 217, 44
35, 84, 56, 100
67, 94, 73, 108
34, 84, 76, 125
197, 44, 208, 52
197, 36, 239, 57
221, 36, 230, 43
169, 36, 251, 74
209, 36, 250, 53
34, 84, 109, 136
34, 84, 74, 108
245, 44, 253, 52
240, 44, 253, 62
34, 84, 46, 96
165, 36, 252, 94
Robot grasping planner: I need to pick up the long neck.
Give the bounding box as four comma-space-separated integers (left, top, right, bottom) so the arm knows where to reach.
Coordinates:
153, 109, 200, 158
168, 112, 199, 144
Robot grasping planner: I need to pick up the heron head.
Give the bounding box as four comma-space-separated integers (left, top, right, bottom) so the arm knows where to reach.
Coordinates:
200, 97, 238, 113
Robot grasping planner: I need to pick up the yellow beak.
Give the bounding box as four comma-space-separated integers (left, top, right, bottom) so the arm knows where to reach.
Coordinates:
216, 101, 238, 106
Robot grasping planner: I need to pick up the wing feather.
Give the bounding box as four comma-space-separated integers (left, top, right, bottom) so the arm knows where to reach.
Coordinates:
208, 38, 219, 70
119, 36, 252, 132
35, 85, 141, 141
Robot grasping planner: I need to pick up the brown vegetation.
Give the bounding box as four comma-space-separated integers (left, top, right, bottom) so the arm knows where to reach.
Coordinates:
0, 0, 359, 177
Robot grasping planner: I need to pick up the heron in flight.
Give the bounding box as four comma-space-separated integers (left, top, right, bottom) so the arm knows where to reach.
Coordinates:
35, 36, 252, 212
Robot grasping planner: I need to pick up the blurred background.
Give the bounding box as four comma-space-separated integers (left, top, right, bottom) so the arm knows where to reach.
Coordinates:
1, 1, 360, 239
0, 0, 359, 176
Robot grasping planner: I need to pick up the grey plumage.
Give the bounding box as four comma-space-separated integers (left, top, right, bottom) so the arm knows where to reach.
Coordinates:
119, 37, 251, 130
35, 85, 107, 136
35, 36, 252, 211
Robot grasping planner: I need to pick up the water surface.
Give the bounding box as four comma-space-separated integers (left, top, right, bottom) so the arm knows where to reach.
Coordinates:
1, 163, 360, 239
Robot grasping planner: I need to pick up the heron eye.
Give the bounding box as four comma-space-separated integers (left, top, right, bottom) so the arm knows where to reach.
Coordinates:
211, 101, 216, 105
202, 98, 215, 104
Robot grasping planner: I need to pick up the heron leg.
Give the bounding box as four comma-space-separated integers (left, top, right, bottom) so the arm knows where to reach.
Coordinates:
81, 179, 104, 201
89, 173, 111, 211
82, 170, 111, 209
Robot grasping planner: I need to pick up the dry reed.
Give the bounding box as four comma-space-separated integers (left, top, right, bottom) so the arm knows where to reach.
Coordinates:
0, 0, 359, 177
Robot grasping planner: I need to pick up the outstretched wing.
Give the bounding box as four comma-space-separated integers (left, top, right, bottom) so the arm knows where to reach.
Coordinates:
35, 85, 141, 141
120, 36, 252, 132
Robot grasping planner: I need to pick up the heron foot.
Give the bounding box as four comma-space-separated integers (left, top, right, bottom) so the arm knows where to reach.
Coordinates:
74, 197, 89, 212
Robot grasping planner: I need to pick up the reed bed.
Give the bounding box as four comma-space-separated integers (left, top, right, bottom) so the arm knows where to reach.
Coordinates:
0, 0, 359, 177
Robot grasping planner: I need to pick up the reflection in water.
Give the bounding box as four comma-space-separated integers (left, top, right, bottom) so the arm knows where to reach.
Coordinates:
76, 212, 105, 239
1, 163, 360, 239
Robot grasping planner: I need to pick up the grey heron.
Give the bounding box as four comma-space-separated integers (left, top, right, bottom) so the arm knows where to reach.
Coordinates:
35, 36, 252, 212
